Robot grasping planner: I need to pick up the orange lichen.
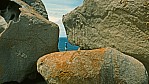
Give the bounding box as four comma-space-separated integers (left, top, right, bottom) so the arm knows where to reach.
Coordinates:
98, 48, 106, 55
44, 51, 76, 79
41, 48, 108, 80
92, 59, 100, 67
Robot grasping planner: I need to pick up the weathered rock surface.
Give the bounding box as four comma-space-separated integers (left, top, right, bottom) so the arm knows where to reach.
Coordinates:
0, 0, 59, 83
37, 48, 148, 84
22, 0, 48, 19
0, 16, 8, 33
63, 0, 149, 77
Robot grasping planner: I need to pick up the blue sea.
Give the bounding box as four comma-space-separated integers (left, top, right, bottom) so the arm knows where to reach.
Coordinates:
58, 37, 79, 51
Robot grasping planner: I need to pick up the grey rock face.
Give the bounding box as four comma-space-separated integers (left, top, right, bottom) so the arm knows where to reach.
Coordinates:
63, 0, 149, 77
37, 47, 148, 84
0, 0, 59, 83
22, 0, 48, 19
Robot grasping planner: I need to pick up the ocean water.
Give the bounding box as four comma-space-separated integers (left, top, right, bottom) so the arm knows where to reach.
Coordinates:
58, 37, 79, 51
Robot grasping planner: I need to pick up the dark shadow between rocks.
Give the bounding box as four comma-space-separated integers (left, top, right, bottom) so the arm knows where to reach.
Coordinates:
0, 0, 22, 23
3, 81, 19, 84
0, 0, 10, 10
20, 72, 46, 84
2, 72, 46, 84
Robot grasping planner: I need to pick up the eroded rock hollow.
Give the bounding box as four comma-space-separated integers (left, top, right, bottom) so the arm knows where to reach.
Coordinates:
0, 0, 21, 23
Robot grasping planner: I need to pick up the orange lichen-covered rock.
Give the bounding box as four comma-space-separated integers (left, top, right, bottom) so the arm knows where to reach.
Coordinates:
37, 48, 148, 84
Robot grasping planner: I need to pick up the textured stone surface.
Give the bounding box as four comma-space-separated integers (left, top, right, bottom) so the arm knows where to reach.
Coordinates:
21, 0, 48, 19
0, 0, 59, 83
0, 16, 8, 33
63, 0, 149, 77
37, 48, 148, 84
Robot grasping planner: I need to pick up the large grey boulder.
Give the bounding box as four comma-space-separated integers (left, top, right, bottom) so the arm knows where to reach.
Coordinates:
63, 0, 149, 77
37, 47, 148, 84
0, 0, 59, 83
